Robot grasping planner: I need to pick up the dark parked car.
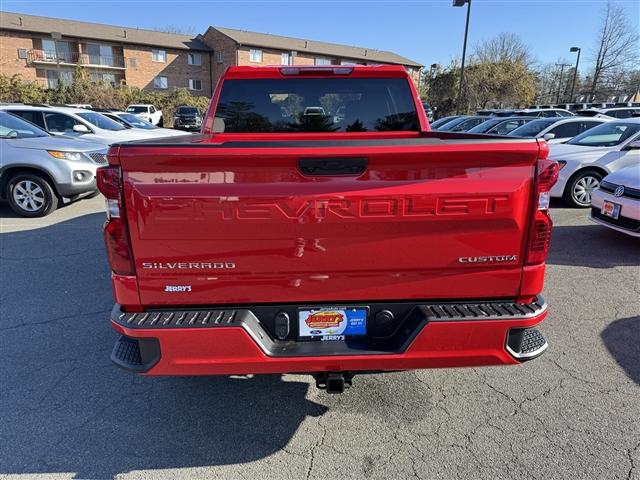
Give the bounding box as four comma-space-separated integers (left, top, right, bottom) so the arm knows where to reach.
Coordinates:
466, 117, 535, 135
436, 115, 486, 132
429, 115, 461, 130
173, 106, 203, 131
477, 109, 518, 117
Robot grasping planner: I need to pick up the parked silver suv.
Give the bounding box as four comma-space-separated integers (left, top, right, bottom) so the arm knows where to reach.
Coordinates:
0, 111, 107, 217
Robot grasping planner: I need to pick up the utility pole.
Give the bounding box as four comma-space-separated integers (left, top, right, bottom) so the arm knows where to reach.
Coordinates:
453, 0, 472, 114
555, 63, 571, 104
569, 47, 581, 103
428, 63, 439, 94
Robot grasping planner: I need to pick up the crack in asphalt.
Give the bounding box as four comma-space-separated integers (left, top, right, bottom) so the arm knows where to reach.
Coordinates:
0, 308, 111, 332
305, 416, 328, 480
627, 441, 640, 480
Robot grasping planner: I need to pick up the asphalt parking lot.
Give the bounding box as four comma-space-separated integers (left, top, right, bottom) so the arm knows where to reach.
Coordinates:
0, 196, 638, 480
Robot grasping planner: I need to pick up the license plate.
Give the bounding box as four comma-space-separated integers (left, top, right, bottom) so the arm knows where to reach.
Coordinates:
601, 200, 621, 219
298, 307, 367, 341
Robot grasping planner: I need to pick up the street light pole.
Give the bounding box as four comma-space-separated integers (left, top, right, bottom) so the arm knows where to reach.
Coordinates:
453, 0, 471, 114
569, 47, 581, 103
555, 63, 571, 104
429, 63, 438, 92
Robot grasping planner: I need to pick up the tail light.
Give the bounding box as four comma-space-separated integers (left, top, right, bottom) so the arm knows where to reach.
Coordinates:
526, 157, 559, 265
97, 165, 134, 275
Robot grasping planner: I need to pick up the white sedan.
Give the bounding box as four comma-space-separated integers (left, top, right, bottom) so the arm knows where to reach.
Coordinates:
590, 164, 640, 237
508, 117, 609, 144
101, 111, 189, 138
548, 119, 640, 207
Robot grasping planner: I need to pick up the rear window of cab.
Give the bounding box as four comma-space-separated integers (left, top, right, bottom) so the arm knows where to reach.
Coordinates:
214, 78, 419, 133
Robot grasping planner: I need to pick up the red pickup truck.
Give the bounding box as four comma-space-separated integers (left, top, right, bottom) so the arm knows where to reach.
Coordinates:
98, 65, 558, 393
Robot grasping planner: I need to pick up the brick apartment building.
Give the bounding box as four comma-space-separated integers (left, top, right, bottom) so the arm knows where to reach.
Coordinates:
0, 12, 213, 95
202, 26, 423, 88
0, 12, 423, 97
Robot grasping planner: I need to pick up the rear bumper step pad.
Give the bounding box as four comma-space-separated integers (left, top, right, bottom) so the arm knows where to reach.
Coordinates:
506, 327, 548, 361
111, 336, 160, 372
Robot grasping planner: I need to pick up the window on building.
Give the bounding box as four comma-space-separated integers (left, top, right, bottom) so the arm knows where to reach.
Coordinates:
87, 44, 113, 66
249, 49, 262, 63
42, 39, 72, 63
314, 57, 332, 66
152, 49, 167, 63
188, 79, 202, 91
90, 72, 116, 86
45, 69, 73, 88
188, 52, 202, 65
216, 51, 224, 63
281, 52, 291, 65
154, 76, 168, 89
41, 39, 56, 60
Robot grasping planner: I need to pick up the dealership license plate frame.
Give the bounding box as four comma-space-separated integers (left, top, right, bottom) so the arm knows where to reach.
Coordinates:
298, 306, 368, 341
601, 200, 621, 219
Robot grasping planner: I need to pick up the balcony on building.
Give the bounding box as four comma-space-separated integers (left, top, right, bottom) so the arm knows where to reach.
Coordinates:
27, 40, 128, 69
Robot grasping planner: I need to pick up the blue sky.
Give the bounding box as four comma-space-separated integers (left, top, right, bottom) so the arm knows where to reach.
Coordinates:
3, 0, 639, 69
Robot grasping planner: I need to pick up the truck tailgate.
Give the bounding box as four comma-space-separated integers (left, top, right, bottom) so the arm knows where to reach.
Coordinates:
118, 138, 540, 305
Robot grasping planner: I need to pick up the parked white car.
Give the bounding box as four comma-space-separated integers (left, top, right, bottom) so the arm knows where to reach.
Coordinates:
126, 104, 163, 126
578, 107, 640, 119
508, 117, 609, 144
590, 164, 640, 237
548, 119, 640, 207
514, 108, 575, 118
101, 111, 188, 137
0, 105, 160, 146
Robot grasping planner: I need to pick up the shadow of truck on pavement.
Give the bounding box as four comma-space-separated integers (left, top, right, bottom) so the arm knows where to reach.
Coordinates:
0, 212, 327, 479
547, 223, 640, 268
601, 316, 640, 385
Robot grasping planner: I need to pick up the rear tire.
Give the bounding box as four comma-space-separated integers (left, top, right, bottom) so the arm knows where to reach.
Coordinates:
562, 169, 603, 208
158, 117, 164, 127
6, 173, 58, 217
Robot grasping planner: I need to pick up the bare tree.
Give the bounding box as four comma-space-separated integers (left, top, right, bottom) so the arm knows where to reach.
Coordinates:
472, 33, 535, 67
534, 62, 572, 104
590, 1, 640, 99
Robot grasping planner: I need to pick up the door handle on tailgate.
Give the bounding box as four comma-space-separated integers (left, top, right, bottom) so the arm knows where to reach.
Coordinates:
298, 157, 367, 176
